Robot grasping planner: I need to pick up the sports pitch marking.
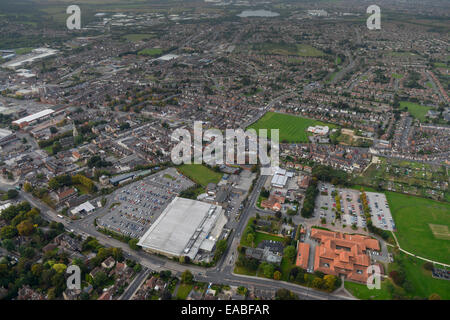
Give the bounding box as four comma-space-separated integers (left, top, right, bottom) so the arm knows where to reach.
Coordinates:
429, 224, 450, 240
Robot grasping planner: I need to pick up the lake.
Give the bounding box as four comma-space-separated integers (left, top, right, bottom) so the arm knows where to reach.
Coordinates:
237, 10, 280, 18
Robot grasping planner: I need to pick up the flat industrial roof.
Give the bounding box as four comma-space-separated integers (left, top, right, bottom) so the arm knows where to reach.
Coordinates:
0, 128, 13, 138
12, 109, 54, 125
138, 197, 223, 258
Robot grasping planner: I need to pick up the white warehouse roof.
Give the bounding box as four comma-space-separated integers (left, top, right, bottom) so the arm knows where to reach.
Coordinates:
12, 109, 54, 125
138, 197, 225, 259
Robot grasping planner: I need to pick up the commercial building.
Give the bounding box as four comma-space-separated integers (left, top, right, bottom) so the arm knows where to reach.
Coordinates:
270, 167, 294, 188
137, 197, 227, 261
70, 201, 95, 215
0, 128, 17, 146
12, 109, 55, 128
2, 48, 58, 70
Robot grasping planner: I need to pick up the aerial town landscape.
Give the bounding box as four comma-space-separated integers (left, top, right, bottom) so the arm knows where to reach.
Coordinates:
0, 0, 448, 308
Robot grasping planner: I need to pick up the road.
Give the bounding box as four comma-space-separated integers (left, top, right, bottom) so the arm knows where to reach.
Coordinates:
0, 178, 353, 300
120, 267, 151, 300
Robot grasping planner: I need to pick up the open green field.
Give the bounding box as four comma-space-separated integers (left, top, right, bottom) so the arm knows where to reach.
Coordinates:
240, 217, 286, 248
252, 42, 324, 57
248, 112, 337, 143
123, 33, 155, 42
389, 251, 450, 299
434, 62, 448, 68
392, 73, 403, 79
14, 47, 33, 55
400, 101, 432, 122
177, 164, 223, 187
240, 230, 285, 247
254, 232, 285, 246
138, 48, 164, 57
389, 51, 418, 57
386, 191, 450, 264
344, 279, 393, 300
297, 44, 325, 57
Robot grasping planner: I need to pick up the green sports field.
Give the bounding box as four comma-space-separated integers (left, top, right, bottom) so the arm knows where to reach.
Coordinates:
248, 112, 337, 143
386, 192, 450, 264
138, 48, 163, 57
400, 101, 432, 122
177, 164, 223, 187
123, 33, 155, 42
251, 42, 325, 57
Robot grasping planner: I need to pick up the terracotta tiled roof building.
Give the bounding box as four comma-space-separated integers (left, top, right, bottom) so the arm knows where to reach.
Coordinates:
295, 242, 310, 270
310, 229, 380, 283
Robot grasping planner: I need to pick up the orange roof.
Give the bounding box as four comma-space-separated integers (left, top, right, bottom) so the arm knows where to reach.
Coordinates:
295, 243, 310, 270
311, 229, 379, 283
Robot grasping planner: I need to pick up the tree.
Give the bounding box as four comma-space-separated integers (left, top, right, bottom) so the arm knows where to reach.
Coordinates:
134, 263, 142, 273
2, 239, 15, 251
128, 238, 139, 250
283, 245, 297, 262
52, 263, 67, 273
429, 293, 441, 300
0, 225, 17, 239
31, 263, 43, 277
275, 288, 298, 300
23, 182, 33, 193
214, 239, 227, 261
112, 247, 123, 261
273, 270, 282, 280
17, 220, 34, 236
261, 262, 275, 278
323, 275, 337, 291
423, 262, 433, 271
311, 277, 324, 289
93, 271, 109, 289
74, 135, 83, 145
6, 189, 18, 199
50, 127, 58, 134
161, 289, 172, 300
181, 270, 193, 284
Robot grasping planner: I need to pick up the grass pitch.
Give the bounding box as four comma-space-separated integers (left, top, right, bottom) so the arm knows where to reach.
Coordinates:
400, 101, 432, 122
248, 112, 336, 143
177, 164, 223, 187
386, 191, 450, 264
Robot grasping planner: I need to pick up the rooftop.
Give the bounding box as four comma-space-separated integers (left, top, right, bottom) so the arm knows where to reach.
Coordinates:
137, 197, 225, 259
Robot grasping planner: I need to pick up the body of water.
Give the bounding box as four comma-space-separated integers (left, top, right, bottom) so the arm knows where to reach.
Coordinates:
237, 10, 280, 18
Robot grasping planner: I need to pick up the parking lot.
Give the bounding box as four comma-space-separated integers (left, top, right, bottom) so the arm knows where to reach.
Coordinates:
97, 168, 195, 238
315, 183, 367, 229
366, 192, 395, 231
339, 189, 366, 228
316, 182, 336, 224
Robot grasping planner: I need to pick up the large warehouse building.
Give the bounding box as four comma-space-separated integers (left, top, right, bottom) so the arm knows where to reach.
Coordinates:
137, 197, 227, 261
